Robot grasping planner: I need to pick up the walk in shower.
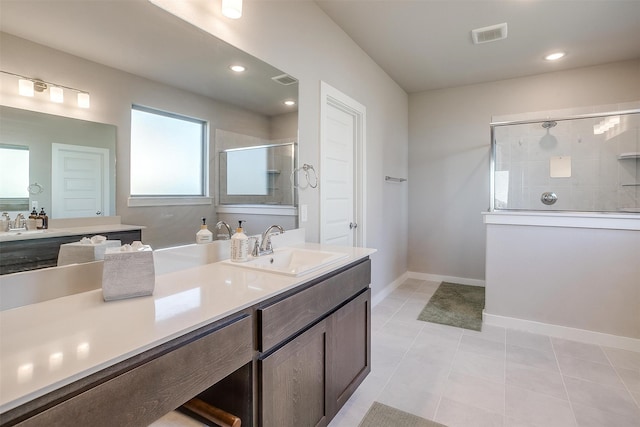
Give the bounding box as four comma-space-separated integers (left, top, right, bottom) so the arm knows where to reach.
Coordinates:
490, 108, 640, 213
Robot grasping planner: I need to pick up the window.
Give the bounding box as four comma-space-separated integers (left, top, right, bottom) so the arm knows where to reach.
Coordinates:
130, 106, 208, 204
0, 145, 30, 211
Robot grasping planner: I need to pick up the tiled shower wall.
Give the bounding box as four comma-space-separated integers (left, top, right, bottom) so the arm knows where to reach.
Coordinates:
493, 109, 639, 212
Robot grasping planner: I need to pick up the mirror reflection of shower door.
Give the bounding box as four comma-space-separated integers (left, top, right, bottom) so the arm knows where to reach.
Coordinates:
52, 143, 110, 218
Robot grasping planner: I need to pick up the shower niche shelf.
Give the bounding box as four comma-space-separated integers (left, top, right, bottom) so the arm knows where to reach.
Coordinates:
617, 152, 640, 160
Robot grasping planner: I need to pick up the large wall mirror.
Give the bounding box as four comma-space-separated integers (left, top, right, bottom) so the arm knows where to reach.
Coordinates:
0, 1, 299, 248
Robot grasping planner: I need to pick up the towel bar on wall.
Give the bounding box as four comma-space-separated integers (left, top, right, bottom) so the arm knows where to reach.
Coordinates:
385, 176, 407, 183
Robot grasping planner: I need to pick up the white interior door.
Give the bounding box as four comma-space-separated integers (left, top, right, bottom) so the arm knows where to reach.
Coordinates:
320, 82, 366, 247
52, 143, 110, 218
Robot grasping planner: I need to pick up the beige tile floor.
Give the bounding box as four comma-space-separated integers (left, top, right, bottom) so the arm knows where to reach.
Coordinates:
329, 278, 640, 427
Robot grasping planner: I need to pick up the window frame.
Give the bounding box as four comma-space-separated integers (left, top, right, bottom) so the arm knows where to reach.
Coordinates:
128, 105, 211, 207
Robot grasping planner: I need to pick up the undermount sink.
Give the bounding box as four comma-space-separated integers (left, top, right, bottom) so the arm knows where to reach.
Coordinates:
225, 247, 349, 276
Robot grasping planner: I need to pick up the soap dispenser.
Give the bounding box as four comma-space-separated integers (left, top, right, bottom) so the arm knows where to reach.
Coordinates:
196, 217, 213, 244
38, 208, 49, 229
230, 220, 249, 262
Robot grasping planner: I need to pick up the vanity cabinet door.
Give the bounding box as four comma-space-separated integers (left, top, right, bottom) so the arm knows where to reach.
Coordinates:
327, 288, 371, 416
260, 320, 329, 427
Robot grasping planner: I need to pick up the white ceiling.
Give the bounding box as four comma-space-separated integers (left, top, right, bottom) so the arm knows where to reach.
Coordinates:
315, 0, 640, 92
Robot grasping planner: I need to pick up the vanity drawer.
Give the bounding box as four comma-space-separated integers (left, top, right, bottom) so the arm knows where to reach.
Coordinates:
259, 258, 371, 352
13, 315, 253, 427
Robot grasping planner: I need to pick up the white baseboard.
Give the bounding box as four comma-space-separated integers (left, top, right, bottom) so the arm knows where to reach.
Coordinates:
408, 272, 485, 287
372, 271, 409, 307
483, 311, 640, 352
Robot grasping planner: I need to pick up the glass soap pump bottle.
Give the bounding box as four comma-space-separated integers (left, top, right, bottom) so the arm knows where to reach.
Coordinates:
38, 208, 48, 229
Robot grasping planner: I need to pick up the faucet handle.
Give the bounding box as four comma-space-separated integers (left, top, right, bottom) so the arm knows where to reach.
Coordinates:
263, 236, 273, 252
250, 237, 260, 257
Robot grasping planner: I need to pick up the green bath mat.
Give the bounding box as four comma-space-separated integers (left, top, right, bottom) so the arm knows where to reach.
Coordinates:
417, 282, 485, 331
358, 402, 446, 427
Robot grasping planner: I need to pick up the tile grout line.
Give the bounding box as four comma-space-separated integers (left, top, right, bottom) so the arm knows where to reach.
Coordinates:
600, 345, 640, 410
432, 326, 465, 422
550, 338, 580, 426
372, 285, 426, 411
502, 326, 507, 427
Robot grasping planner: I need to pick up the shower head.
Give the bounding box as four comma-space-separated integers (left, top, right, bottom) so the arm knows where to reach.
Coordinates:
542, 121, 557, 129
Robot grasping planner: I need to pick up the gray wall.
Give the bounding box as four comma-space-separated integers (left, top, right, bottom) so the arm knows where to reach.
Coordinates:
408, 59, 640, 281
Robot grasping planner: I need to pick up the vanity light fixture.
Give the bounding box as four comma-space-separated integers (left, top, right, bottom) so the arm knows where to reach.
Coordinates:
50, 86, 64, 103
229, 64, 246, 72
1, 70, 91, 108
221, 0, 242, 19
545, 51, 566, 61
18, 78, 34, 96
77, 92, 91, 108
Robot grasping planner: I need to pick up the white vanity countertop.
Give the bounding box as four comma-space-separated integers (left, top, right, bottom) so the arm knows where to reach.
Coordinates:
0, 223, 144, 242
0, 243, 375, 413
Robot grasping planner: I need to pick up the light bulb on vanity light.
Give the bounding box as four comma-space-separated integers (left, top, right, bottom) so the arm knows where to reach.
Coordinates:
18, 79, 34, 96
77, 92, 90, 108
50, 86, 64, 103
222, 0, 242, 19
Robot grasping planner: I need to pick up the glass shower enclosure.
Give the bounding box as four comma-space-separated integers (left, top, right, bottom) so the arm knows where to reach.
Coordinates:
490, 109, 640, 213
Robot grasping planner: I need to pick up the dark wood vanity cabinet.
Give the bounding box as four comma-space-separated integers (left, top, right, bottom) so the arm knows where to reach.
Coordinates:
1, 257, 372, 427
0, 229, 142, 274
2, 314, 253, 427
258, 259, 372, 427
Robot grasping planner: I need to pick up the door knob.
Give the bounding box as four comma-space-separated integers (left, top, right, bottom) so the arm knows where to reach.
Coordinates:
349, 222, 358, 229
96, 211, 102, 216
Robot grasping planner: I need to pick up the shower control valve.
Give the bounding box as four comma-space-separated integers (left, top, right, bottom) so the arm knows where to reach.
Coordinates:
541, 192, 558, 205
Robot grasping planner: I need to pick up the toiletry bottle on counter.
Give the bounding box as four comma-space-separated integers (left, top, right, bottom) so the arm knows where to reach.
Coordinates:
230, 220, 249, 262
29, 208, 40, 230
39, 208, 48, 229
196, 217, 213, 244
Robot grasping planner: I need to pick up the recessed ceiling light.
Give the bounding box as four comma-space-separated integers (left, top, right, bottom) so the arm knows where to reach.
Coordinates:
221, 0, 242, 19
283, 100, 296, 106
545, 52, 566, 61
229, 65, 246, 72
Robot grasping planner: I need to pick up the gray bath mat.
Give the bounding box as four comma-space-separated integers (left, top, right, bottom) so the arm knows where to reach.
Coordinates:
417, 282, 485, 331
358, 402, 446, 427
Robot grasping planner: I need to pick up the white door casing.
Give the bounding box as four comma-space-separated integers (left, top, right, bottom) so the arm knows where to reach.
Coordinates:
320, 82, 366, 247
52, 143, 110, 218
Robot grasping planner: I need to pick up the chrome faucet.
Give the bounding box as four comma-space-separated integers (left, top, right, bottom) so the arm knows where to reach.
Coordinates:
253, 225, 285, 256
11, 213, 25, 230
215, 221, 232, 240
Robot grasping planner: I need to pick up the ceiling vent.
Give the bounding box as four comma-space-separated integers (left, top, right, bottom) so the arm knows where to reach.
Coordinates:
471, 23, 508, 44
272, 74, 298, 85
